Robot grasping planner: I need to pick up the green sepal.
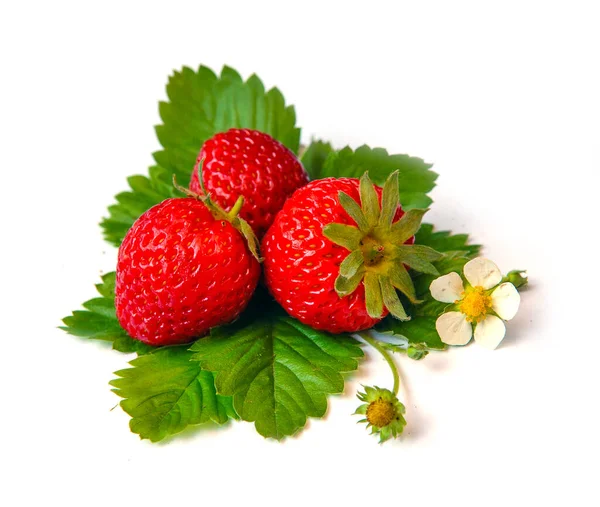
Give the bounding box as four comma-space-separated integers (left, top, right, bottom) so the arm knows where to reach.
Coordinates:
397, 244, 444, 262
378, 170, 400, 228
379, 425, 392, 442
354, 404, 368, 415
389, 264, 420, 304
359, 173, 380, 227
355, 385, 407, 444
233, 213, 262, 262
379, 276, 409, 320
339, 250, 364, 278
380, 340, 430, 360
324, 172, 442, 319
335, 269, 365, 296
390, 208, 429, 244
364, 272, 384, 318
322, 223, 363, 251
407, 343, 429, 360
338, 191, 370, 232
502, 270, 528, 289
397, 252, 439, 276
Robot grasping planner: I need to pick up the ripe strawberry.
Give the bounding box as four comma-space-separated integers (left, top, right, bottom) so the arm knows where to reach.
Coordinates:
262, 172, 442, 334
115, 195, 260, 346
190, 128, 309, 238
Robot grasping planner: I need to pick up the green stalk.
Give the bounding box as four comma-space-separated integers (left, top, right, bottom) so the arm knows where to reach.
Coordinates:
359, 332, 400, 396
228, 196, 245, 220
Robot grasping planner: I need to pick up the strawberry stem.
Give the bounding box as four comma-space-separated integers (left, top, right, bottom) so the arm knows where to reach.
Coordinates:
170, 174, 262, 262
228, 196, 245, 220
196, 158, 209, 196
359, 332, 400, 396
172, 174, 198, 198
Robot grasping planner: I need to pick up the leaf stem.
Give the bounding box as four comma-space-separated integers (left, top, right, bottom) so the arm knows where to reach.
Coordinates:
359, 332, 400, 396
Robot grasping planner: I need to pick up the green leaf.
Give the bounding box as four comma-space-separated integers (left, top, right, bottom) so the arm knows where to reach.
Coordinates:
301, 139, 333, 179
313, 145, 437, 209
376, 316, 446, 350
102, 168, 183, 247
110, 346, 236, 442
101, 65, 301, 247
189, 316, 363, 440
60, 272, 153, 355
155, 66, 301, 172
415, 223, 481, 257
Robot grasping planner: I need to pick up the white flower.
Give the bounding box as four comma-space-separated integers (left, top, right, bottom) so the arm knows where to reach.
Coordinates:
429, 258, 520, 349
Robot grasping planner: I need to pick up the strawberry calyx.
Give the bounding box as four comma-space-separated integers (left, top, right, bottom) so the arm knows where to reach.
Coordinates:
172, 171, 262, 262
322, 171, 443, 320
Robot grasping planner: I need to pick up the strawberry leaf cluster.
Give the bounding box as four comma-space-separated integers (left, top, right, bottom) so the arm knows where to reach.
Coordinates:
303, 144, 437, 209
190, 307, 363, 440
61, 272, 153, 355
111, 346, 237, 442
101, 66, 300, 247
62, 64, 487, 443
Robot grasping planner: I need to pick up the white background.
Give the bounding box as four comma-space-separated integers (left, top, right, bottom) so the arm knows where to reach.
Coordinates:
1, 1, 598, 506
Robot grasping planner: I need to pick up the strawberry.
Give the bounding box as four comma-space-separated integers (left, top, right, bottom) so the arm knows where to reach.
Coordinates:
190, 128, 309, 238
262, 172, 442, 334
115, 193, 261, 346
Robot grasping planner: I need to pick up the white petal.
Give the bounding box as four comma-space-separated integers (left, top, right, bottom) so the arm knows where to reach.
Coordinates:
435, 312, 473, 346
429, 272, 464, 303
491, 282, 520, 320
463, 257, 502, 289
474, 314, 506, 349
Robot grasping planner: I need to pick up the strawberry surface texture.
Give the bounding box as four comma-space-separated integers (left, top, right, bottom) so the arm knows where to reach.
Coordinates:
262, 177, 411, 334
115, 197, 260, 345
190, 128, 309, 238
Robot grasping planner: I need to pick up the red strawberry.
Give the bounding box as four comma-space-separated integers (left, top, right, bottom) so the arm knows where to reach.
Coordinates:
115, 196, 260, 346
190, 128, 309, 238
262, 172, 442, 334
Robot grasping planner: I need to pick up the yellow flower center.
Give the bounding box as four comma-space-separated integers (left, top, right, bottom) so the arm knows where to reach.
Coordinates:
366, 398, 395, 427
459, 286, 492, 323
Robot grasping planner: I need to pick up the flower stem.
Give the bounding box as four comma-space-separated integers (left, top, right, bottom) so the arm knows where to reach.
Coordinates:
359, 333, 400, 396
